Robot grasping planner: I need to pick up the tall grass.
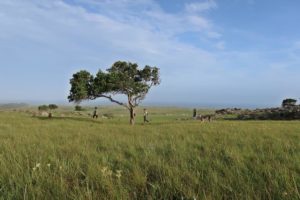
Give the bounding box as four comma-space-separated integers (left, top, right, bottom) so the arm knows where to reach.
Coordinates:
0, 110, 299, 199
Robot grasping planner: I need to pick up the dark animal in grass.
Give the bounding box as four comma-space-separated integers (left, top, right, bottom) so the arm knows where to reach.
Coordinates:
196, 115, 214, 122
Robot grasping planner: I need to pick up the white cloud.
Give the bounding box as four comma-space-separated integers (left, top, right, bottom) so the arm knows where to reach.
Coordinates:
0, 0, 221, 61
206, 31, 222, 39
0, 0, 299, 106
187, 15, 211, 29
185, 0, 217, 13
0, 0, 221, 101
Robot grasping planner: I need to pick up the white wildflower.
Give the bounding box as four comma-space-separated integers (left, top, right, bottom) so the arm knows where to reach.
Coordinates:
101, 166, 112, 177
116, 170, 122, 179
101, 167, 108, 174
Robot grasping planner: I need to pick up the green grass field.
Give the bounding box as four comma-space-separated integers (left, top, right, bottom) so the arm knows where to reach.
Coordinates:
0, 107, 299, 199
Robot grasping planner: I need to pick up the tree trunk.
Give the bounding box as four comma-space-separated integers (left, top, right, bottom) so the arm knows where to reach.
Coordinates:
129, 107, 135, 125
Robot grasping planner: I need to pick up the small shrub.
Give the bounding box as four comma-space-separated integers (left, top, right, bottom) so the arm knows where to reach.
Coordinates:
49, 104, 58, 110
75, 105, 85, 111
38, 105, 49, 111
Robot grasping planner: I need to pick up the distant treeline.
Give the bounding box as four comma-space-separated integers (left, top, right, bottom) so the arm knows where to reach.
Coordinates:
0, 103, 28, 109
216, 98, 300, 120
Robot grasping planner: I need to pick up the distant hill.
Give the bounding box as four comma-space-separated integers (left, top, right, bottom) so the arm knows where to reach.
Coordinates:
0, 103, 29, 109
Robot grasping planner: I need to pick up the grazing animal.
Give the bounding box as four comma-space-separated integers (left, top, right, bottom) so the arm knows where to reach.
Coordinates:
196, 114, 214, 122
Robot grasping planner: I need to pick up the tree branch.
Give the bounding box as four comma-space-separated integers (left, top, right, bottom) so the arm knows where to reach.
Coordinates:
96, 94, 129, 110
132, 93, 146, 107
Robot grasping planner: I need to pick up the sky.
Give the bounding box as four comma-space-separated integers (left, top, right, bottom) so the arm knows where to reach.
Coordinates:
0, 0, 300, 108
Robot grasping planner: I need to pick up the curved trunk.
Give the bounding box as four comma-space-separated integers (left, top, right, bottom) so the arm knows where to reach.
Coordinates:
129, 107, 135, 125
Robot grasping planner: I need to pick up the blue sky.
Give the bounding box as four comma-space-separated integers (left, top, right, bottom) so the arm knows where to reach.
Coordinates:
0, 0, 299, 107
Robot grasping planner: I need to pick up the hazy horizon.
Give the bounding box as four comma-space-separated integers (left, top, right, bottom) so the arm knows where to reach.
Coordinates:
1, 0, 300, 106
0, 99, 285, 109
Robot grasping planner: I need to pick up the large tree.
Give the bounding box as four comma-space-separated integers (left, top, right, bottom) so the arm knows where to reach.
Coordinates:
68, 61, 160, 125
282, 98, 297, 108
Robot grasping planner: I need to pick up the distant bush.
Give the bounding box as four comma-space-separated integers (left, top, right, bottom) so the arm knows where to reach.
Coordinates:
49, 104, 58, 110
38, 105, 49, 111
38, 104, 58, 118
75, 105, 85, 111
237, 106, 300, 120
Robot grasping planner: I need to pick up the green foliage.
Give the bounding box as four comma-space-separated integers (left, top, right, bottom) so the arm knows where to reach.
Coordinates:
38, 105, 49, 111
237, 108, 300, 120
69, 61, 160, 103
68, 70, 94, 103
0, 111, 299, 199
38, 104, 58, 112
282, 98, 297, 107
68, 61, 160, 124
75, 105, 84, 111
48, 104, 58, 110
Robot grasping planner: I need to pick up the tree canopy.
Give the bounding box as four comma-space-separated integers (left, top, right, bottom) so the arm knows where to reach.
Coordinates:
282, 98, 297, 107
68, 61, 160, 124
49, 104, 58, 110
38, 105, 49, 111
